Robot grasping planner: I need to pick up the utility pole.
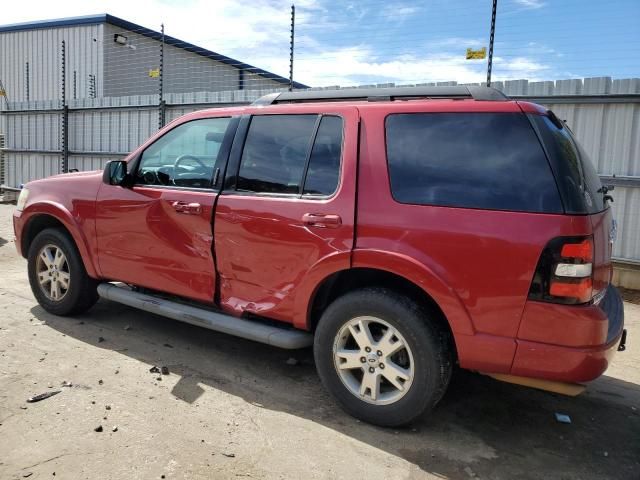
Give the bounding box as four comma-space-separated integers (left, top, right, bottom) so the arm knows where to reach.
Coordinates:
486, 0, 497, 86
289, 5, 295, 92
61, 40, 69, 173
159, 23, 166, 129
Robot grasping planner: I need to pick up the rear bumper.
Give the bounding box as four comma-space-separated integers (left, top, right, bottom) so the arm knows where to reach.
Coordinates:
511, 285, 625, 383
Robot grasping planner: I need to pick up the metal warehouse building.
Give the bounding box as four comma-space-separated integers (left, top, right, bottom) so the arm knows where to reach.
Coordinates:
0, 14, 300, 102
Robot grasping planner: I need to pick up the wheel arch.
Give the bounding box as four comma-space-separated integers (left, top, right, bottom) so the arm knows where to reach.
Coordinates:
307, 265, 474, 363
21, 205, 99, 279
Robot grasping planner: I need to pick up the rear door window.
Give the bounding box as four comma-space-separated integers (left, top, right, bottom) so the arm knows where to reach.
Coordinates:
385, 113, 563, 213
237, 115, 317, 194
236, 114, 343, 197
303, 115, 343, 196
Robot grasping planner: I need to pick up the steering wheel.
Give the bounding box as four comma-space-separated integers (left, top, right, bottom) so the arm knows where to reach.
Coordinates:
174, 154, 208, 172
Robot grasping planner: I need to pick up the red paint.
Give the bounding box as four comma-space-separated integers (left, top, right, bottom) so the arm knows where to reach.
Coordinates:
95, 185, 217, 303
13, 97, 623, 387
517, 300, 609, 348
214, 105, 359, 326
512, 330, 623, 383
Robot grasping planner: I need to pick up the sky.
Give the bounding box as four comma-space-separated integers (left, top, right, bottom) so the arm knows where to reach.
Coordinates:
2, 0, 639, 87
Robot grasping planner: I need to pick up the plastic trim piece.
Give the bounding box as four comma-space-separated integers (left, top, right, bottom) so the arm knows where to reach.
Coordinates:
97, 283, 313, 349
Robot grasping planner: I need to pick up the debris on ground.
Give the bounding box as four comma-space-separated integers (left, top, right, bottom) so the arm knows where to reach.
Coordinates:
22, 473, 33, 478
105, 405, 111, 410
124, 325, 131, 331
94, 425, 103, 432
156, 377, 162, 381
222, 453, 236, 458
163, 343, 173, 348
161, 366, 170, 375
115, 370, 119, 375
604, 451, 609, 457
285, 357, 299, 366
112, 426, 118, 432
98, 337, 105, 343
27, 390, 61, 403
555, 413, 572, 424
463, 466, 477, 478
149, 366, 160, 373
61, 380, 73, 388
98, 379, 104, 385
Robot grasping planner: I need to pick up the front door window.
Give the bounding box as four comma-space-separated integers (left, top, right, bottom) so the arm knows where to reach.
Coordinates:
136, 117, 231, 188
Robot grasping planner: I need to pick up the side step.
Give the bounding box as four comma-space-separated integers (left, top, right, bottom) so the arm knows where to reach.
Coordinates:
97, 283, 313, 349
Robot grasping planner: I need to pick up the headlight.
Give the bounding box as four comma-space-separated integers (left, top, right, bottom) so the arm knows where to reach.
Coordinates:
16, 188, 29, 211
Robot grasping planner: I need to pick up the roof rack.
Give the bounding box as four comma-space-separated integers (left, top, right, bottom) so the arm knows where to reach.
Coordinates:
252, 86, 509, 106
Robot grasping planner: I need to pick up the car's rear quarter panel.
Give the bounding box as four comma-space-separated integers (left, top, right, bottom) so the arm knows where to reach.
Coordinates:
355, 101, 598, 373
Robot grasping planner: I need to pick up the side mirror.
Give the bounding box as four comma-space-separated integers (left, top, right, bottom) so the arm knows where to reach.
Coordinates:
103, 160, 128, 186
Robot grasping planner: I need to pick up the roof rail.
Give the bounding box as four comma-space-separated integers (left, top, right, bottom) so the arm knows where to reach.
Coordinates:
252, 86, 509, 106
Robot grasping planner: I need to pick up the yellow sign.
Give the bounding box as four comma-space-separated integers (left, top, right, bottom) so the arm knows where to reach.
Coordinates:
466, 47, 487, 60
0, 89, 5, 96
148, 69, 160, 78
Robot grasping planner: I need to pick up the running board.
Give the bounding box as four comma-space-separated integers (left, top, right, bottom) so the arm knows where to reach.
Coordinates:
97, 283, 313, 349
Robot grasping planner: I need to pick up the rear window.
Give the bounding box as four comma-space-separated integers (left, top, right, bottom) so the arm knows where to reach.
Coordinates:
530, 114, 606, 214
385, 113, 563, 213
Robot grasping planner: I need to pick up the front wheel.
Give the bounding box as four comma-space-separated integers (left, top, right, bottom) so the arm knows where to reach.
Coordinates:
27, 228, 99, 316
314, 288, 452, 427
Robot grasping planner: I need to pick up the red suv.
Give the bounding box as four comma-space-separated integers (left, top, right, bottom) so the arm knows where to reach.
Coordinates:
13, 86, 626, 426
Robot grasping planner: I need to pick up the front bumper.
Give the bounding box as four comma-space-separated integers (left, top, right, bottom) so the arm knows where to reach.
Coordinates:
13, 209, 24, 257
511, 285, 625, 383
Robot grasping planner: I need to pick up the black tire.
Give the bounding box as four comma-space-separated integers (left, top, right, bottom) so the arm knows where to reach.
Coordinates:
27, 228, 99, 316
314, 288, 452, 427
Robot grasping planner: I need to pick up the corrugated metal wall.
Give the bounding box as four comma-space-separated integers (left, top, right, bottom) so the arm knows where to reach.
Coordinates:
0, 24, 103, 102
102, 24, 281, 97
1, 79, 639, 263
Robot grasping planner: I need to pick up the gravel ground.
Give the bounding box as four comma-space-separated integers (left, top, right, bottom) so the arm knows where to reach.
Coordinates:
0, 203, 638, 480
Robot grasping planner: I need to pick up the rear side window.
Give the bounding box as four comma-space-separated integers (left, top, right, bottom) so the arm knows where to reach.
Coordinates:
385, 113, 563, 213
530, 114, 606, 214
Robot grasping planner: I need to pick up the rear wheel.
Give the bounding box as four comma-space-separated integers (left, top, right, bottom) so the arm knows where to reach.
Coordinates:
27, 228, 99, 316
314, 288, 452, 427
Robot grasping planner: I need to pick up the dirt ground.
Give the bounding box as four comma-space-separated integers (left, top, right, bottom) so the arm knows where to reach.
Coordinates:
0, 203, 638, 480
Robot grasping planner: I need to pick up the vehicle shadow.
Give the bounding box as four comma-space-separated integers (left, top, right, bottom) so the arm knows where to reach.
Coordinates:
33, 301, 640, 480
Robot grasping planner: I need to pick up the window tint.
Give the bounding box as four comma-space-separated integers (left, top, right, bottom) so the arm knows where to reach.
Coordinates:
385, 113, 563, 213
303, 116, 343, 196
136, 117, 231, 188
531, 114, 605, 214
237, 115, 317, 194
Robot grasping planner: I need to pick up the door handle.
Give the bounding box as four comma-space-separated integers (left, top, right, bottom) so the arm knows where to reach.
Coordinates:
171, 201, 202, 215
302, 213, 342, 228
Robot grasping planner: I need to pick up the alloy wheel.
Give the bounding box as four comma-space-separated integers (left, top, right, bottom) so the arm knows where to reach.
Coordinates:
333, 316, 414, 405
36, 244, 70, 302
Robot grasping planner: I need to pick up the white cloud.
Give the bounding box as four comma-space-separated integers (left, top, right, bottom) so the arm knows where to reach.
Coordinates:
513, 0, 546, 9
292, 45, 550, 87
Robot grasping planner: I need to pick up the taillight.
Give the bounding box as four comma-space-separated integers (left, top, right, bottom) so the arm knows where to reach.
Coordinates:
529, 236, 594, 305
